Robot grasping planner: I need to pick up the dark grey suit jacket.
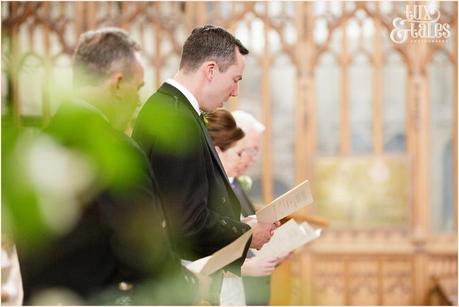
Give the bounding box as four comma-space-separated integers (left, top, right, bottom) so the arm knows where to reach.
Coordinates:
18, 101, 197, 305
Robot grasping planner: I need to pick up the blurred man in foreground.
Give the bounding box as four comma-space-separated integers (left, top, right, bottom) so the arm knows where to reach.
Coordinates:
10, 28, 199, 305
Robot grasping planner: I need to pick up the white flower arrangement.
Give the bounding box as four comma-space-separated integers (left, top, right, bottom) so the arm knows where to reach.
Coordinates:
237, 175, 252, 192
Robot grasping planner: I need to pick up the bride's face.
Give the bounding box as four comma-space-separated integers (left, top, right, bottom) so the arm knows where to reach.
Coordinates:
215, 140, 245, 178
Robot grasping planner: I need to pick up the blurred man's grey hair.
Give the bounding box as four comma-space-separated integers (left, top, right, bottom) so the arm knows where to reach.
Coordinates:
73, 27, 141, 86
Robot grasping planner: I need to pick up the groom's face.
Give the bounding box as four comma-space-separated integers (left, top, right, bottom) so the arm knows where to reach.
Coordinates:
203, 48, 245, 112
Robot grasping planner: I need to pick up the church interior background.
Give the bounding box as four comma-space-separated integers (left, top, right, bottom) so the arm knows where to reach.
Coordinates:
1, 1, 457, 305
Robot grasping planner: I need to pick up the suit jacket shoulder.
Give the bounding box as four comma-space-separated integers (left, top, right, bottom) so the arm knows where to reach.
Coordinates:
133, 84, 202, 156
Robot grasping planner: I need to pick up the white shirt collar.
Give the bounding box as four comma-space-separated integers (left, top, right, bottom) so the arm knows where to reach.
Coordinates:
229, 177, 235, 183
166, 78, 201, 115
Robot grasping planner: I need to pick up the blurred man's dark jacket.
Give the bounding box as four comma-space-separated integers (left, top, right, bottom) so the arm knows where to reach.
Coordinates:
17, 101, 197, 305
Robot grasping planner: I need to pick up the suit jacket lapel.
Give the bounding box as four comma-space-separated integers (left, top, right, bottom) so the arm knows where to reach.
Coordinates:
195, 115, 228, 179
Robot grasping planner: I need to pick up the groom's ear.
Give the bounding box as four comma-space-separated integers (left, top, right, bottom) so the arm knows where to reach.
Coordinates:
202, 61, 217, 81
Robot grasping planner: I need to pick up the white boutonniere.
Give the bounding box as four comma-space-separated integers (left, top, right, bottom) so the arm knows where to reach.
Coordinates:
200, 112, 208, 126
237, 175, 252, 192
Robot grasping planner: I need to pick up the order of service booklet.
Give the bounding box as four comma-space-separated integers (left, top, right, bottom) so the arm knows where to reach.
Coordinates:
254, 219, 321, 258
186, 230, 253, 276
256, 179, 314, 223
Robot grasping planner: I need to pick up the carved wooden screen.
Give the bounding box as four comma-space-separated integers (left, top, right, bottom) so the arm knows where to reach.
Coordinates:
311, 3, 413, 228
1, 2, 189, 125
2, 2, 457, 305
2, 0, 457, 233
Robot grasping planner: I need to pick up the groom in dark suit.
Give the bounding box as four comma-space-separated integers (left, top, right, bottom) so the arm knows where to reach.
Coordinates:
132, 25, 277, 270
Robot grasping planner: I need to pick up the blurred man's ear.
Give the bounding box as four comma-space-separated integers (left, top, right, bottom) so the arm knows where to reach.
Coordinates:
109, 72, 124, 92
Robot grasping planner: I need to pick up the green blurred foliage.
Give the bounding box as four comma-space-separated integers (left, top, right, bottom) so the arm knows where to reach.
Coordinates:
2, 98, 148, 257
2, 118, 52, 254
134, 97, 200, 155
46, 101, 146, 192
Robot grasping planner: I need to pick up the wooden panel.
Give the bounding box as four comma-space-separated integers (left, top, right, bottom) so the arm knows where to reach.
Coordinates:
382, 259, 413, 305
348, 260, 379, 305
304, 3, 317, 181
261, 5, 273, 203
340, 16, 350, 155
9, 2, 21, 128
270, 259, 293, 305
312, 258, 346, 305
153, 23, 162, 89
294, 2, 308, 184
416, 70, 431, 236
42, 2, 51, 126
428, 255, 458, 277
372, 13, 383, 154
270, 228, 457, 305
